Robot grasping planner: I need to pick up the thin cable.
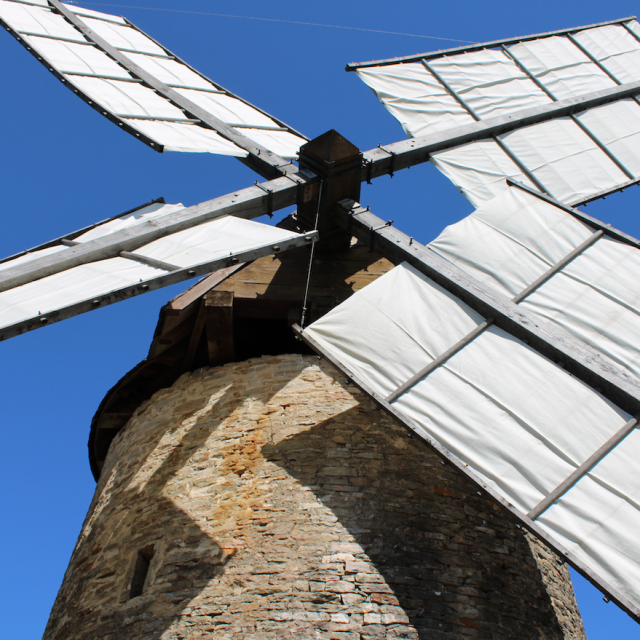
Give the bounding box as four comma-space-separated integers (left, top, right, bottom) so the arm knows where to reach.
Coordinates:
75, 2, 475, 43
300, 182, 324, 329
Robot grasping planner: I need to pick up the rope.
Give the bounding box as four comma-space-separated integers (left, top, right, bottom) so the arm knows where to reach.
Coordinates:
74, 3, 475, 43
300, 181, 324, 328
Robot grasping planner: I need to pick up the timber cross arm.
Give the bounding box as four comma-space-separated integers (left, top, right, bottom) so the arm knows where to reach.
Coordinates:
331, 198, 640, 418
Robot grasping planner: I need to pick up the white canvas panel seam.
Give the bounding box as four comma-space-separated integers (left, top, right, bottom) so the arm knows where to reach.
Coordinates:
123, 53, 215, 91
430, 187, 595, 297
500, 118, 627, 203
173, 89, 279, 128
573, 25, 640, 85
7, 0, 50, 8
522, 241, 640, 382
305, 263, 484, 396
428, 187, 640, 385
396, 326, 628, 513
305, 262, 629, 512
430, 139, 535, 206
67, 4, 127, 25
81, 17, 168, 56
0, 246, 66, 273
509, 35, 617, 100
120, 119, 246, 155
22, 34, 130, 78
355, 64, 475, 137
0, 257, 159, 328
133, 215, 301, 268
0, 1, 86, 42
70, 76, 186, 119
429, 48, 552, 119
577, 100, 640, 178
540, 462, 640, 603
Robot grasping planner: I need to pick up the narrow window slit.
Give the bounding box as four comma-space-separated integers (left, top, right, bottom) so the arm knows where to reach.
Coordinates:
129, 545, 154, 599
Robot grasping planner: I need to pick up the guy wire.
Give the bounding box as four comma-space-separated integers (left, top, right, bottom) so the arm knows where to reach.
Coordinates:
300, 181, 324, 328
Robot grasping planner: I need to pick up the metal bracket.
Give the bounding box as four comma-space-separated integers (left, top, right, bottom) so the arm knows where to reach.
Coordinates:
377, 144, 397, 177
255, 181, 274, 218
364, 158, 374, 184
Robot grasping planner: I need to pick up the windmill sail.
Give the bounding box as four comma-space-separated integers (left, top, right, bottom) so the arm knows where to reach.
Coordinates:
0, 198, 316, 341
296, 190, 640, 617
430, 183, 640, 385
0, 0, 307, 177
350, 17, 640, 205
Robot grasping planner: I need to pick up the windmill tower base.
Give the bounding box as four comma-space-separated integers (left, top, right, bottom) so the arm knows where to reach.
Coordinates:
45, 355, 586, 639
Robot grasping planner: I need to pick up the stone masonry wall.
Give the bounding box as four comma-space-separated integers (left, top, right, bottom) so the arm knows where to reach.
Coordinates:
45, 355, 586, 640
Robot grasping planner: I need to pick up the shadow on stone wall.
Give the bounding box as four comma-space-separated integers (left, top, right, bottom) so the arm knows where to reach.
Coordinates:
45, 359, 581, 640
260, 404, 570, 639
45, 363, 297, 640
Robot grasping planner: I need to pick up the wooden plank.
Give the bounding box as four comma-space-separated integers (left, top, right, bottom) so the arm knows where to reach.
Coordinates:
215, 250, 395, 300
183, 302, 207, 371
204, 291, 235, 366
293, 323, 640, 623
512, 230, 604, 304
333, 200, 640, 417
49, 0, 298, 180
119, 250, 180, 271
528, 414, 640, 520
227, 276, 387, 299
386, 319, 494, 403
151, 302, 200, 344
0, 177, 304, 293
168, 263, 247, 312
218, 283, 358, 301
150, 265, 246, 350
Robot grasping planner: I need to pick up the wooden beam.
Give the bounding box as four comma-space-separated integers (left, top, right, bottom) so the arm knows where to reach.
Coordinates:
203, 291, 235, 366
49, 0, 298, 180
363, 80, 640, 186
0, 232, 317, 342
386, 319, 494, 403
333, 199, 640, 417
119, 250, 180, 272
528, 414, 640, 520
183, 302, 207, 371
0, 178, 305, 293
168, 264, 246, 313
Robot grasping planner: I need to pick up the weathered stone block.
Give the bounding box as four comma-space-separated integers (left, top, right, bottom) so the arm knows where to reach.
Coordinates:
44, 356, 586, 640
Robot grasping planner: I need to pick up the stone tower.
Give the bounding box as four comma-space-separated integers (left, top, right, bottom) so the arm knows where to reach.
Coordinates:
43, 240, 586, 639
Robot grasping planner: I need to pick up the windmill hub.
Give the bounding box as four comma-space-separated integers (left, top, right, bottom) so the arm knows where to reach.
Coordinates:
297, 130, 362, 252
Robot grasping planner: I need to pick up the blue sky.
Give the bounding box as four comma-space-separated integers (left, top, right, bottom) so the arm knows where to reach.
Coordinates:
1, 0, 640, 637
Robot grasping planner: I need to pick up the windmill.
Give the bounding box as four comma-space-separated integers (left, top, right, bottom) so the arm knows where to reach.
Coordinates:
2, 0, 640, 637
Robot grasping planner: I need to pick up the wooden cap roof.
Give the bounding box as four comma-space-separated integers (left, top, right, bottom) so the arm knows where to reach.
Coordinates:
88, 227, 395, 479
